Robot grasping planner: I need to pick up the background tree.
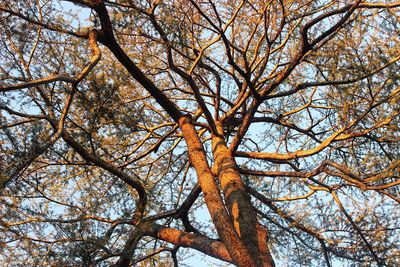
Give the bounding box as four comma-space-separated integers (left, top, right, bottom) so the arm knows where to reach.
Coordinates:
1, 0, 400, 266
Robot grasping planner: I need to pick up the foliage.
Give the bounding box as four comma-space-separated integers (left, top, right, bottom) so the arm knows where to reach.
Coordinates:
1, 0, 400, 266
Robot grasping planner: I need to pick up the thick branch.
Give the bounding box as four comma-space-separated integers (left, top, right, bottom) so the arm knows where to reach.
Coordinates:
91, 1, 183, 123
143, 223, 233, 264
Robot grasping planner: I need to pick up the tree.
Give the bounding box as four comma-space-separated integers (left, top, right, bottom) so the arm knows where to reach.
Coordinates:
1, 0, 400, 266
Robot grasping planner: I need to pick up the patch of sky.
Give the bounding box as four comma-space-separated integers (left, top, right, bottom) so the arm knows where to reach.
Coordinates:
59, 0, 92, 29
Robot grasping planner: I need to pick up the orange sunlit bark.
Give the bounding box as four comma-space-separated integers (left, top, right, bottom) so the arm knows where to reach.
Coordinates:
179, 115, 259, 267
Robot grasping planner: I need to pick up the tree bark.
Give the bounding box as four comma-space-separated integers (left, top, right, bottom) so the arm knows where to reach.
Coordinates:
212, 121, 274, 267
143, 223, 233, 264
179, 115, 259, 267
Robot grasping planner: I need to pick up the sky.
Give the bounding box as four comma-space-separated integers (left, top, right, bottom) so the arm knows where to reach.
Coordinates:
3, 1, 393, 266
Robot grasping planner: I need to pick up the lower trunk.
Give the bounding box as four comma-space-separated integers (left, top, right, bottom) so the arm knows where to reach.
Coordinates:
179, 115, 258, 266
179, 115, 275, 266
212, 121, 275, 267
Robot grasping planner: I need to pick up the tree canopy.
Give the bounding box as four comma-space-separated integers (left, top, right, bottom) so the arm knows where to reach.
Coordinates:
1, 0, 400, 266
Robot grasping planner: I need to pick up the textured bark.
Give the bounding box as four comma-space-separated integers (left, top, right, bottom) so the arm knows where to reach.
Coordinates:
179, 115, 258, 267
256, 224, 276, 267
143, 223, 233, 264
212, 122, 274, 267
